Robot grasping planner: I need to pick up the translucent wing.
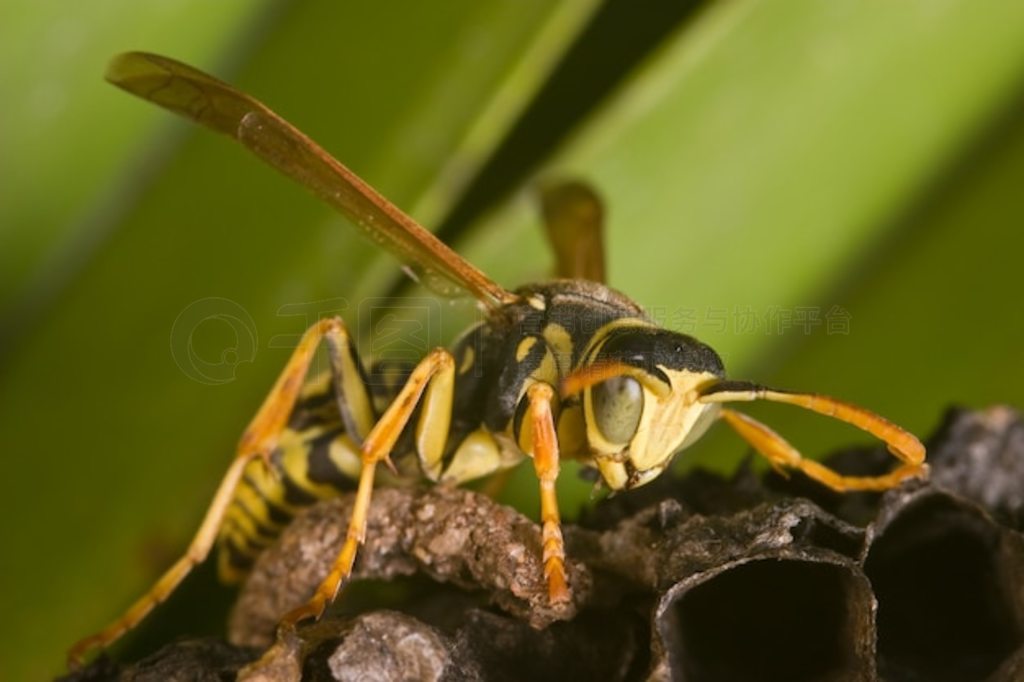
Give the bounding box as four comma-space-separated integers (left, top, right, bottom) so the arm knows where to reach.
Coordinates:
539, 180, 605, 283
106, 51, 517, 309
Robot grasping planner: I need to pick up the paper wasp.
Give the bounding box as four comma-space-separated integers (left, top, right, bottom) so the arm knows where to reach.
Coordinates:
69, 52, 927, 667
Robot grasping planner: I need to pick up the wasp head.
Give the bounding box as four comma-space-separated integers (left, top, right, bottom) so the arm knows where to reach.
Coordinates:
565, 322, 725, 491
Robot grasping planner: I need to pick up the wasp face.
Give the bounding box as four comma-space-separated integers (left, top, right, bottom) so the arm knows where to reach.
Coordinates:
576, 323, 725, 491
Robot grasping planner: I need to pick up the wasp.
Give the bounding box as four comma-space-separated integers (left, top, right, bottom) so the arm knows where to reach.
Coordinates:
69, 52, 927, 667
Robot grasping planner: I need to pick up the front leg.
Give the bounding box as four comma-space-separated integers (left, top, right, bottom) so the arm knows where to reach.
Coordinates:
699, 381, 927, 491
524, 382, 570, 604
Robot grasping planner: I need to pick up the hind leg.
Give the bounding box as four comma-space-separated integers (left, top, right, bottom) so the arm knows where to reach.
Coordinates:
68, 317, 363, 668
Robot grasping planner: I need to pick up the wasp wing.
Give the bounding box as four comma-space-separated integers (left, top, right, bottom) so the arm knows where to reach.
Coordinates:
106, 51, 517, 309
539, 180, 605, 283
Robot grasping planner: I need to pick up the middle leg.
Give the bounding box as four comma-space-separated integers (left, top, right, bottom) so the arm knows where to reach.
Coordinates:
525, 382, 570, 604
281, 347, 456, 626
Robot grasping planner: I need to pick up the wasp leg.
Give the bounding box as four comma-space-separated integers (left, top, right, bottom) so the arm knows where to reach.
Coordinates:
280, 348, 455, 627
241, 318, 374, 463
539, 180, 605, 283
68, 317, 359, 668
698, 381, 926, 482
717, 407, 926, 492
66, 453, 255, 669
525, 383, 571, 604
322, 321, 376, 445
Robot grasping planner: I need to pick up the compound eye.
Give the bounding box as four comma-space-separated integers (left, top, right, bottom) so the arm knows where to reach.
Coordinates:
592, 375, 643, 446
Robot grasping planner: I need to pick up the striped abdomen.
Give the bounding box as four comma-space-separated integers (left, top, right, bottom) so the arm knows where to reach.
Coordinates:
216, 365, 410, 583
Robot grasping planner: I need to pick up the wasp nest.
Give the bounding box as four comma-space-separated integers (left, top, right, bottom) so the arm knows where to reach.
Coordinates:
65, 406, 1024, 681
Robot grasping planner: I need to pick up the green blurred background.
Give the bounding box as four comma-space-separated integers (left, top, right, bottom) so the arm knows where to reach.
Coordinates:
3, 1, 1024, 678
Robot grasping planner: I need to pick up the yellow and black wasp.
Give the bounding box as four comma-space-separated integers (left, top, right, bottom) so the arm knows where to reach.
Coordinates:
69, 52, 927, 667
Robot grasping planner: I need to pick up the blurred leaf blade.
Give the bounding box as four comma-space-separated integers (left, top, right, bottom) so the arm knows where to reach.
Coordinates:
0, 0, 275, 321
759, 96, 1024, 461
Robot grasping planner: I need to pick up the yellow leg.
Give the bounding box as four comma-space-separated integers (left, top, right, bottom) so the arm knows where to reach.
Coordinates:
698, 381, 925, 469
526, 383, 570, 604
68, 318, 352, 668
719, 408, 925, 492
243, 318, 375, 458
280, 348, 455, 626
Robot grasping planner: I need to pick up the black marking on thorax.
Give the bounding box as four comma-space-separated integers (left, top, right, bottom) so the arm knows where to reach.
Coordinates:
456, 281, 648, 433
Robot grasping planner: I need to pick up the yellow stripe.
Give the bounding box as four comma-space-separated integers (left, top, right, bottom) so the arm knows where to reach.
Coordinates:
542, 323, 573, 374
516, 336, 538, 362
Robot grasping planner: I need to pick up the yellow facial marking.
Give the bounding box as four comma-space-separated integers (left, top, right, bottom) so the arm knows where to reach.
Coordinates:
627, 369, 721, 471
597, 458, 628, 490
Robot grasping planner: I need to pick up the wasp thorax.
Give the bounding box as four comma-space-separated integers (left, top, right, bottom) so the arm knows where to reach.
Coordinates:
579, 324, 726, 491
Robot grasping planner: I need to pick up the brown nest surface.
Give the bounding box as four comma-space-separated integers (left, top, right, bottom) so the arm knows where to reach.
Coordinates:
62, 406, 1024, 681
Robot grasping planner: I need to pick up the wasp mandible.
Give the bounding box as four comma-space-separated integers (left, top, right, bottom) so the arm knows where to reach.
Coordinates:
69, 52, 927, 667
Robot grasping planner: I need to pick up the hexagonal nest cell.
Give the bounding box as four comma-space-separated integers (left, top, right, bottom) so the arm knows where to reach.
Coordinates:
63, 406, 1024, 681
